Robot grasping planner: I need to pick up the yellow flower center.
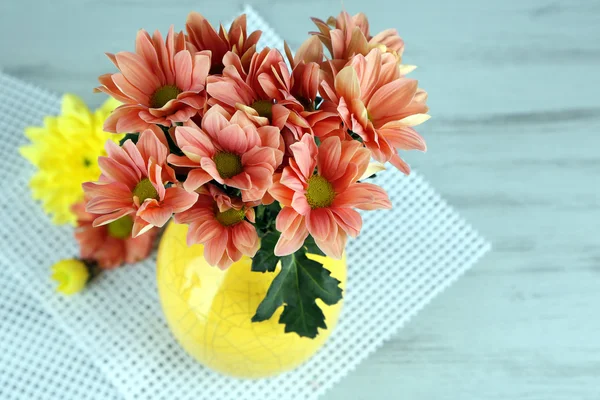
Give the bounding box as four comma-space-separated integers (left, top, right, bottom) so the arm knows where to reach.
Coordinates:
214, 151, 243, 179
133, 178, 159, 203
151, 85, 182, 108
216, 208, 246, 227
107, 215, 134, 239
251, 100, 274, 120
306, 175, 335, 209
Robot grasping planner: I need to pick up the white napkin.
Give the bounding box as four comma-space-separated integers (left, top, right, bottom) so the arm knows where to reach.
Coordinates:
0, 6, 490, 400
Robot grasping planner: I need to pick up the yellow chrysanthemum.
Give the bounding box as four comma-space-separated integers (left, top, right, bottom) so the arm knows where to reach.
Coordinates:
51, 259, 90, 295
20, 94, 124, 225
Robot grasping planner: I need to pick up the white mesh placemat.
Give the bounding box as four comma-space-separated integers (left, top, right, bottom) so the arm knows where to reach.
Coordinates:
0, 6, 490, 400
0, 268, 121, 400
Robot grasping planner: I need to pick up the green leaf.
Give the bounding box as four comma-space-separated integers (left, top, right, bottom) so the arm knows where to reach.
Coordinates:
303, 235, 325, 256
253, 202, 281, 238
280, 302, 326, 337
251, 231, 281, 273
119, 133, 139, 146
252, 250, 343, 338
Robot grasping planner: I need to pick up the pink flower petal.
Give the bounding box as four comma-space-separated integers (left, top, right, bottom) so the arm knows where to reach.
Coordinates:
314, 226, 346, 259
331, 207, 362, 238
242, 147, 276, 167
224, 171, 252, 190
82, 181, 132, 200
112, 73, 151, 105
275, 207, 303, 235
135, 30, 166, 85
377, 124, 427, 151
334, 66, 361, 102
205, 230, 229, 266
148, 161, 166, 200
190, 52, 211, 92
232, 221, 259, 249
103, 105, 147, 134
288, 134, 317, 180
389, 153, 411, 174
167, 153, 198, 168
176, 126, 215, 160
138, 201, 172, 228
367, 78, 418, 122
121, 140, 147, 174
125, 228, 157, 263
353, 182, 392, 210
291, 191, 311, 215
98, 157, 140, 189
274, 220, 309, 257
163, 186, 199, 213
306, 208, 336, 240
183, 169, 213, 192
138, 129, 168, 166
86, 197, 133, 214
331, 162, 358, 193
114, 52, 160, 95
92, 208, 135, 227
174, 50, 193, 91
201, 105, 232, 137
268, 179, 294, 207
217, 124, 248, 154
332, 183, 374, 208
316, 136, 342, 181
200, 158, 225, 184
132, 216, 154, 237
279, 167, 305, 192
187, 219, 222, 245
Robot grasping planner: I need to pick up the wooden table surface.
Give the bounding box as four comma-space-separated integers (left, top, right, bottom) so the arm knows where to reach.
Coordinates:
2, 0, 599, 398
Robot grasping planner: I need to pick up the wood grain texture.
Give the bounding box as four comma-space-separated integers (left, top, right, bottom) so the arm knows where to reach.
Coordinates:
2, 0, 599, 398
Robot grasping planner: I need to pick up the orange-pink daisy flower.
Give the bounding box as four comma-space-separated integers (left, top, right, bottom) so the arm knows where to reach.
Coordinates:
96, 27, 211, 135
72, 202, 157, 270
186, 12, 261, 74
269, 134, 391, 258
168, 105, 283, 202
281, 36, 347, 148
207, 48, 312, 138
83, 130, 198, 236
174, 185, 259, 269
320, 48, 429, 173
311, 11, 405, 68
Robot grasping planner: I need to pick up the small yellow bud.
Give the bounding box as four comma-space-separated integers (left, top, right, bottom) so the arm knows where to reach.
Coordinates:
51, 259, 90, 295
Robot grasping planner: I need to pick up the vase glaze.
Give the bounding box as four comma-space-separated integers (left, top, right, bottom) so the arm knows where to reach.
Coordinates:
156, 222, 346, 378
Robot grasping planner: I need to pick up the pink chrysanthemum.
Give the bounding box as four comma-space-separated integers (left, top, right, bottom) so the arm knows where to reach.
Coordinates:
83, 130, 198, 236
96, 27, 211, 135
174, 185, 259, 269
168, 105, 283, 202
320, 48, 429, 173
72, 202, 157, 269
269, 134, 391, 258
311, 11, 405, 69
186, 12, 261, 74
207, 48, 311, 138
280, 36, 347, 149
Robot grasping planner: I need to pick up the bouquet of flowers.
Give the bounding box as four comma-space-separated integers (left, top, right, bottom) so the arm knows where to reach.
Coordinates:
23, 10, 429, 338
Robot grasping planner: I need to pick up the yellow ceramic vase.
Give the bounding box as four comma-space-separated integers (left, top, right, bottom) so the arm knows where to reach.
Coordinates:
156, 222, 346, 378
